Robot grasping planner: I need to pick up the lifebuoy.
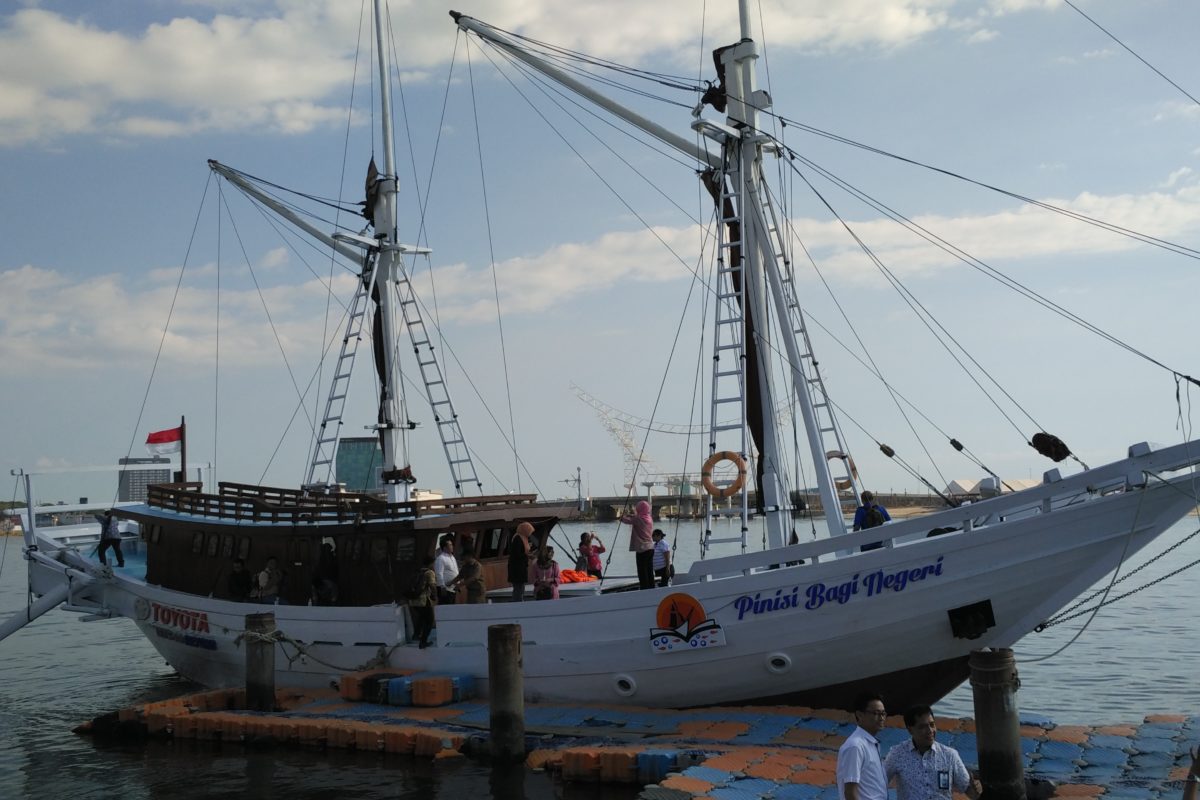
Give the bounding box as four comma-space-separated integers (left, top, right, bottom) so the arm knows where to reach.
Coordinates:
826, 450, 858, 491
701, 451, 747, 499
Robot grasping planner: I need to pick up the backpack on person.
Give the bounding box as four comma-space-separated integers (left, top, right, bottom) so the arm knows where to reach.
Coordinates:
405, 569, 429, 601
574, 551, 589, 572
863, 504, 885, 529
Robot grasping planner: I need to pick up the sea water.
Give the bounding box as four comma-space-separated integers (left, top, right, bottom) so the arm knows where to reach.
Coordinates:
0, 515, 1196, 798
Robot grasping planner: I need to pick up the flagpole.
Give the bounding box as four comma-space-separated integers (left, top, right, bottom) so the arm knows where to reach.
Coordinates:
180, 415, 188, 485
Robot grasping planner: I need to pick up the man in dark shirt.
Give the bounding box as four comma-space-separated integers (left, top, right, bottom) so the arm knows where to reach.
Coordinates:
853, 491, 892, 552
228, 558, 253, 602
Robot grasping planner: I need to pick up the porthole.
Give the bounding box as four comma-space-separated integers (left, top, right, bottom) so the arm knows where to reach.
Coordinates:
766, 652, 792, 674
613, 673, 637, 697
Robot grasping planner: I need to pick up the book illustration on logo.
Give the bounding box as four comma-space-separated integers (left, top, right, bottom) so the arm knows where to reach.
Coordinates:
649, 592, 727, 653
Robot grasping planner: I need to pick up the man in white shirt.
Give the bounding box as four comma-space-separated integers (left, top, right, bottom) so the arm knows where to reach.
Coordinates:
838, 692, 889, 800
884, 704, 980, 800
433, 535, 459, 605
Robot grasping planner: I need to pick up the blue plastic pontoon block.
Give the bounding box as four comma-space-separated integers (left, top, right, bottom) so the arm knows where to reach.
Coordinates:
1039, 740, 1084, 761
1089, 734, 1134, 750
680, 765, 735, 785
636, 749, 679, 784
1082, 747, 1131, 767
1027, 758, 1078, 780
384, 676, 413, 706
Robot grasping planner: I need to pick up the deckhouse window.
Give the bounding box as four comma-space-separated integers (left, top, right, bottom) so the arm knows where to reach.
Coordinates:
291, 537, 309, 566
394, 537, 416, 562
191, 532, 205, 555
370, 538, 388, 563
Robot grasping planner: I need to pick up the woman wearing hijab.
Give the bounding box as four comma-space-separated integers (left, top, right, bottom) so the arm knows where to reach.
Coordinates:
507, 522, 534, 601
531, 547, 562, 600
620, 500, 656, 589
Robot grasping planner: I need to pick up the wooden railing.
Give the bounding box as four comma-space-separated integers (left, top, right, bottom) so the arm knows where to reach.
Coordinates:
145, 483, 546, 524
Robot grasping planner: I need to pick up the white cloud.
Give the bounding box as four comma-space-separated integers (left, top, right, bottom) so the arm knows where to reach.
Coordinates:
0, 262, 356, 369
6, 181, 1199, 368
986, 0, 1059, 14
1160, 167, 1194, 189
0, 1, 996, 147
260, 247, 289, 270
966, 29, 999, 44
1153, 100, 1200, 123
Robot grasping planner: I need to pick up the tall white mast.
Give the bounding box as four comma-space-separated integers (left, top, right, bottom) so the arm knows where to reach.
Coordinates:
724, 0, 847, 540
716, 8, 789, 549
452, 4, 849, 540
370, 0, 409, 503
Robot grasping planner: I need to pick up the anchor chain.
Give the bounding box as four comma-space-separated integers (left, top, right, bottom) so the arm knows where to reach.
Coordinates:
1036, 526, 1200, 630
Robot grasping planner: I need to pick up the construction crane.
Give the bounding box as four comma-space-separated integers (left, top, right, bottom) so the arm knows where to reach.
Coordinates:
572, 383, 704, 492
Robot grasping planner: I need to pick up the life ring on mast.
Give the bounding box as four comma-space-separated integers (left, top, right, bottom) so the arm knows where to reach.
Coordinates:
826, 450, 859, 491
701, 451, 747, 499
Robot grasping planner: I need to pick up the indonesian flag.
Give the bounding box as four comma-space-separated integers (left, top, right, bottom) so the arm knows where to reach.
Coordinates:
145, 426, 183, 455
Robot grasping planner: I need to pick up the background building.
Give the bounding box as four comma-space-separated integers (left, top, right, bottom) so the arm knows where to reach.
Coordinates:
117, 456, 171, 501
336, 436, 383, 494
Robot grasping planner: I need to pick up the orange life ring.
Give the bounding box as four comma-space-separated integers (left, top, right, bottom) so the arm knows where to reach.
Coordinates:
826, 450, 858, 491
701, 451, 747, 499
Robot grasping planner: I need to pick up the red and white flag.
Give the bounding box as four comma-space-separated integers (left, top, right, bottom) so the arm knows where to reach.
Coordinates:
145, 426, 183, 455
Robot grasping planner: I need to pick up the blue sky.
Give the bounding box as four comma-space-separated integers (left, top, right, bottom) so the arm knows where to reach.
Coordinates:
3, 0, 1199, 506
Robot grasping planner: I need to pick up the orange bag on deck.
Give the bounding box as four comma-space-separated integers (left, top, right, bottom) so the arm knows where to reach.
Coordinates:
559, 569, 596, 584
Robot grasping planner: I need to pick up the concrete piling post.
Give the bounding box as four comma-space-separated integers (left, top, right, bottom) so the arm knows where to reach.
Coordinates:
245, 612, 276, 712
488, 623, 525, 763
970, 647, 1026, 800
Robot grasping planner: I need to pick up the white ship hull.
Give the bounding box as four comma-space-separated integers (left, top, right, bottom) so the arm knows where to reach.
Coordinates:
22, 440, 1200, 708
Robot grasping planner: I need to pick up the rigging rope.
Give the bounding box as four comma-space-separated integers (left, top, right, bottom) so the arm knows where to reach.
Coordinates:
772, 170, 955, 489
465, 41, 522, 493
310, 0, 368, 485
1062, 0, 1200, 108
213, 183, 223, 485
217, 190, 319, 440
1018, 479, 1150, 664
0, 477, 18, 581
122, 174, 212, 496
786, 160, 1088, 473
1040, 526, 1200, 630
462, 17, 703, 90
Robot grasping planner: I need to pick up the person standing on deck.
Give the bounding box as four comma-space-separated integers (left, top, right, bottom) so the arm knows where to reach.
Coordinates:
837, 691, 889, 800
454, 548, 486, 604
434, 535, 459, 606
94, 509, 125, 568
577, 531, 606, 579
228, 558, 253, 602
410, 556, 437, 649
507, 522, 534, 602
531, 547, 562, 600
884, 704, 981, 800
620, 500, 655, 589
853, 491, 891, 552
252, 557, 283, 604
651, 529, 672, 587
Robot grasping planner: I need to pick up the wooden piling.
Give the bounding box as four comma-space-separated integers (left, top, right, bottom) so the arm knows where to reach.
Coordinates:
487, 623, 525, 763
970, 647, 1026, 800
245, 612, 276, 712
